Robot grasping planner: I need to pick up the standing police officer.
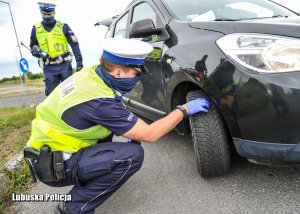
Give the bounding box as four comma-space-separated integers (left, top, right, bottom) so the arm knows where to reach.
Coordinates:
25, 38, 210, 214
30, 2, 84, 96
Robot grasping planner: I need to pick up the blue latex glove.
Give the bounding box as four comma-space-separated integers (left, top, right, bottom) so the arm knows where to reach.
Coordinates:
186, 98, 210, 115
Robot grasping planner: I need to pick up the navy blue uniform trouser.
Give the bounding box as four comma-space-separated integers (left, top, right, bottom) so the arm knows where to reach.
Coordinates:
43, 61, 72, 96
44, 142, 144, 214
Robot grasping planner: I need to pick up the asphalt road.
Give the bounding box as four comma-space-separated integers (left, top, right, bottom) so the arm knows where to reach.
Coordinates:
12, 133, 300, 214
0, 92, 46, 107
3, 92, 300, 214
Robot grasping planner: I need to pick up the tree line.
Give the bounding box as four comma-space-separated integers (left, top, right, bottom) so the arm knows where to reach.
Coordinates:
0, 72, 43, 84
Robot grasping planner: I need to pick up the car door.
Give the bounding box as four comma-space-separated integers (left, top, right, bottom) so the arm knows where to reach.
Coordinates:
112, 2, 166, 119
125, 2, 168, 120
111, 12, 129, 38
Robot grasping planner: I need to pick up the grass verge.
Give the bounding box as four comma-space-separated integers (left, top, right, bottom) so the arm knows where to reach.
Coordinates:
0, 107, 36, 214
0, 78, 44, 87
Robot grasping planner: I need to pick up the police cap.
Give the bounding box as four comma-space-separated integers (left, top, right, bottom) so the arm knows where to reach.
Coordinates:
102, 38, 153, 72
37, 2, 56, 12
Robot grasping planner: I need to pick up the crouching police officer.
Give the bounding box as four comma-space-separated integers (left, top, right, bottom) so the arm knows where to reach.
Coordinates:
30, 2, 84, 96
24, 38, 210, 214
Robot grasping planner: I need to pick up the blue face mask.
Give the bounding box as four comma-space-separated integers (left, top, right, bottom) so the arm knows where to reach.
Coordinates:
97, 67, 141, 100
42, 17, 56, 25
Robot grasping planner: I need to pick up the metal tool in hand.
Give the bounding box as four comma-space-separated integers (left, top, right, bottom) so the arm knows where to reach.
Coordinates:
20, 41, 48, 60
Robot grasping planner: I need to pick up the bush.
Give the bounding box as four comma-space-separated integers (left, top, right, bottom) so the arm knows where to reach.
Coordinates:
27, 72, 43, 80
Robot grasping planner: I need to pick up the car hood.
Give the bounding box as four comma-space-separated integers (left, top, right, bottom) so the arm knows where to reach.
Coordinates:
188, 16, 300, 39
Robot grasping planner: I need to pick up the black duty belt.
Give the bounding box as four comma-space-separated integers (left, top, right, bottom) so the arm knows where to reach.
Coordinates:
45, 52, 72, 65
24, 145, 65, 183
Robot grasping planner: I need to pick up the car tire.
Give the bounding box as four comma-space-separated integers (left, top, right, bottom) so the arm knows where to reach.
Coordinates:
186, 90, 230, 178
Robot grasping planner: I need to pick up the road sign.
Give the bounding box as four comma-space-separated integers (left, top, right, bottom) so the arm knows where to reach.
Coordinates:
19, 58, 29, 73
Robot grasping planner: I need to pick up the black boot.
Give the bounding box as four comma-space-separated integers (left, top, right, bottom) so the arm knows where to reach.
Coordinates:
54, 202, 71, 214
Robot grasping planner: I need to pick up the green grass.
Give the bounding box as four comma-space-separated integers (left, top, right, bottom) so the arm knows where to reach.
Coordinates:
0, 79, 21, 86
0, 78, 44, 88
0, 107, 36, 214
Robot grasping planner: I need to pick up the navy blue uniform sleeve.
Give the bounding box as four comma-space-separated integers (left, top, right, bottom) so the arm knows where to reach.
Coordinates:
30, 26, 38, 49
61, 98, 138, 136
63, 23, 83, 67
90, 99, 138, 136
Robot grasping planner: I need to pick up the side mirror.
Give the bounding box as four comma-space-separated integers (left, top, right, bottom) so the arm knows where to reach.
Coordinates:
130, 19, 163, 38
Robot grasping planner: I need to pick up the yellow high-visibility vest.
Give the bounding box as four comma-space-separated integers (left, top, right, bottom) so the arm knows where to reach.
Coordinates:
27, 65, 115, 152
35, 21, 69, 58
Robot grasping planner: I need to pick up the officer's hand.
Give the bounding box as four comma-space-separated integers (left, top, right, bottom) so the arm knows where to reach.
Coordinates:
31, 45, 48, 59
185, 98, 210, 115
31, 46, 40, 58
76, 64, 83, 72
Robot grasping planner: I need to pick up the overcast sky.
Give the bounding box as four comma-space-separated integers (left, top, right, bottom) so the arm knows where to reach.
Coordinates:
0, 0, 131, 79
0, 0, 299, 79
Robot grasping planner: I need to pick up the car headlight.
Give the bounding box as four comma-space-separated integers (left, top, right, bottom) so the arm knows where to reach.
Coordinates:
216, 34, 300, 73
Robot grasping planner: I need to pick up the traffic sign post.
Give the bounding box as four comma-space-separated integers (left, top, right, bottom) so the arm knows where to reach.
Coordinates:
19, 58, 29, 93
1, 1, 29, 94
14, 55, 23, 87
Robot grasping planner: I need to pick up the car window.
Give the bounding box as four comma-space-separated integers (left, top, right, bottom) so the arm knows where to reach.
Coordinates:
226, 2, 273, 17
131, 3, 163, 42
113, 13, 128, 38
162, 0, 297, 21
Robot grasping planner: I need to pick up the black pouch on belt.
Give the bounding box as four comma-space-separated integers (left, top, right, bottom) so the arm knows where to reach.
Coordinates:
34, 145, 65, 182
52, 151, 65, 180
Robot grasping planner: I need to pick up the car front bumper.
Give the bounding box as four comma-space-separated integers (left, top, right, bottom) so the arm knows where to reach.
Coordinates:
206, 60, 300, 144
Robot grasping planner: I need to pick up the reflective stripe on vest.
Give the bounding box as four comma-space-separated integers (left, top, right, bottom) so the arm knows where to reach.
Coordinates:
27, 65, 116, 152
35, 21, 69, 58
33, 113, 91, 151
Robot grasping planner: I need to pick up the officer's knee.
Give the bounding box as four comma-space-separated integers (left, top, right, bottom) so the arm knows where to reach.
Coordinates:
128, 144, 144, 171
45, 85, 55, 96
44, 76, 58, 96
135, 145, 144, 169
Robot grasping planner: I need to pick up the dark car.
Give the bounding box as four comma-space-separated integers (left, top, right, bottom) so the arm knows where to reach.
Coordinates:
98, 0, 300, 177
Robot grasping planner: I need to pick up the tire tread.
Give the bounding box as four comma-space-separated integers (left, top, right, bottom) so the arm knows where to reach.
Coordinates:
187, 90, 230, 177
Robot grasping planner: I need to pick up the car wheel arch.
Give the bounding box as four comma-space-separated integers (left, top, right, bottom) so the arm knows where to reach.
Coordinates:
170, 81, 213, 135
170, 81, 235, 149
